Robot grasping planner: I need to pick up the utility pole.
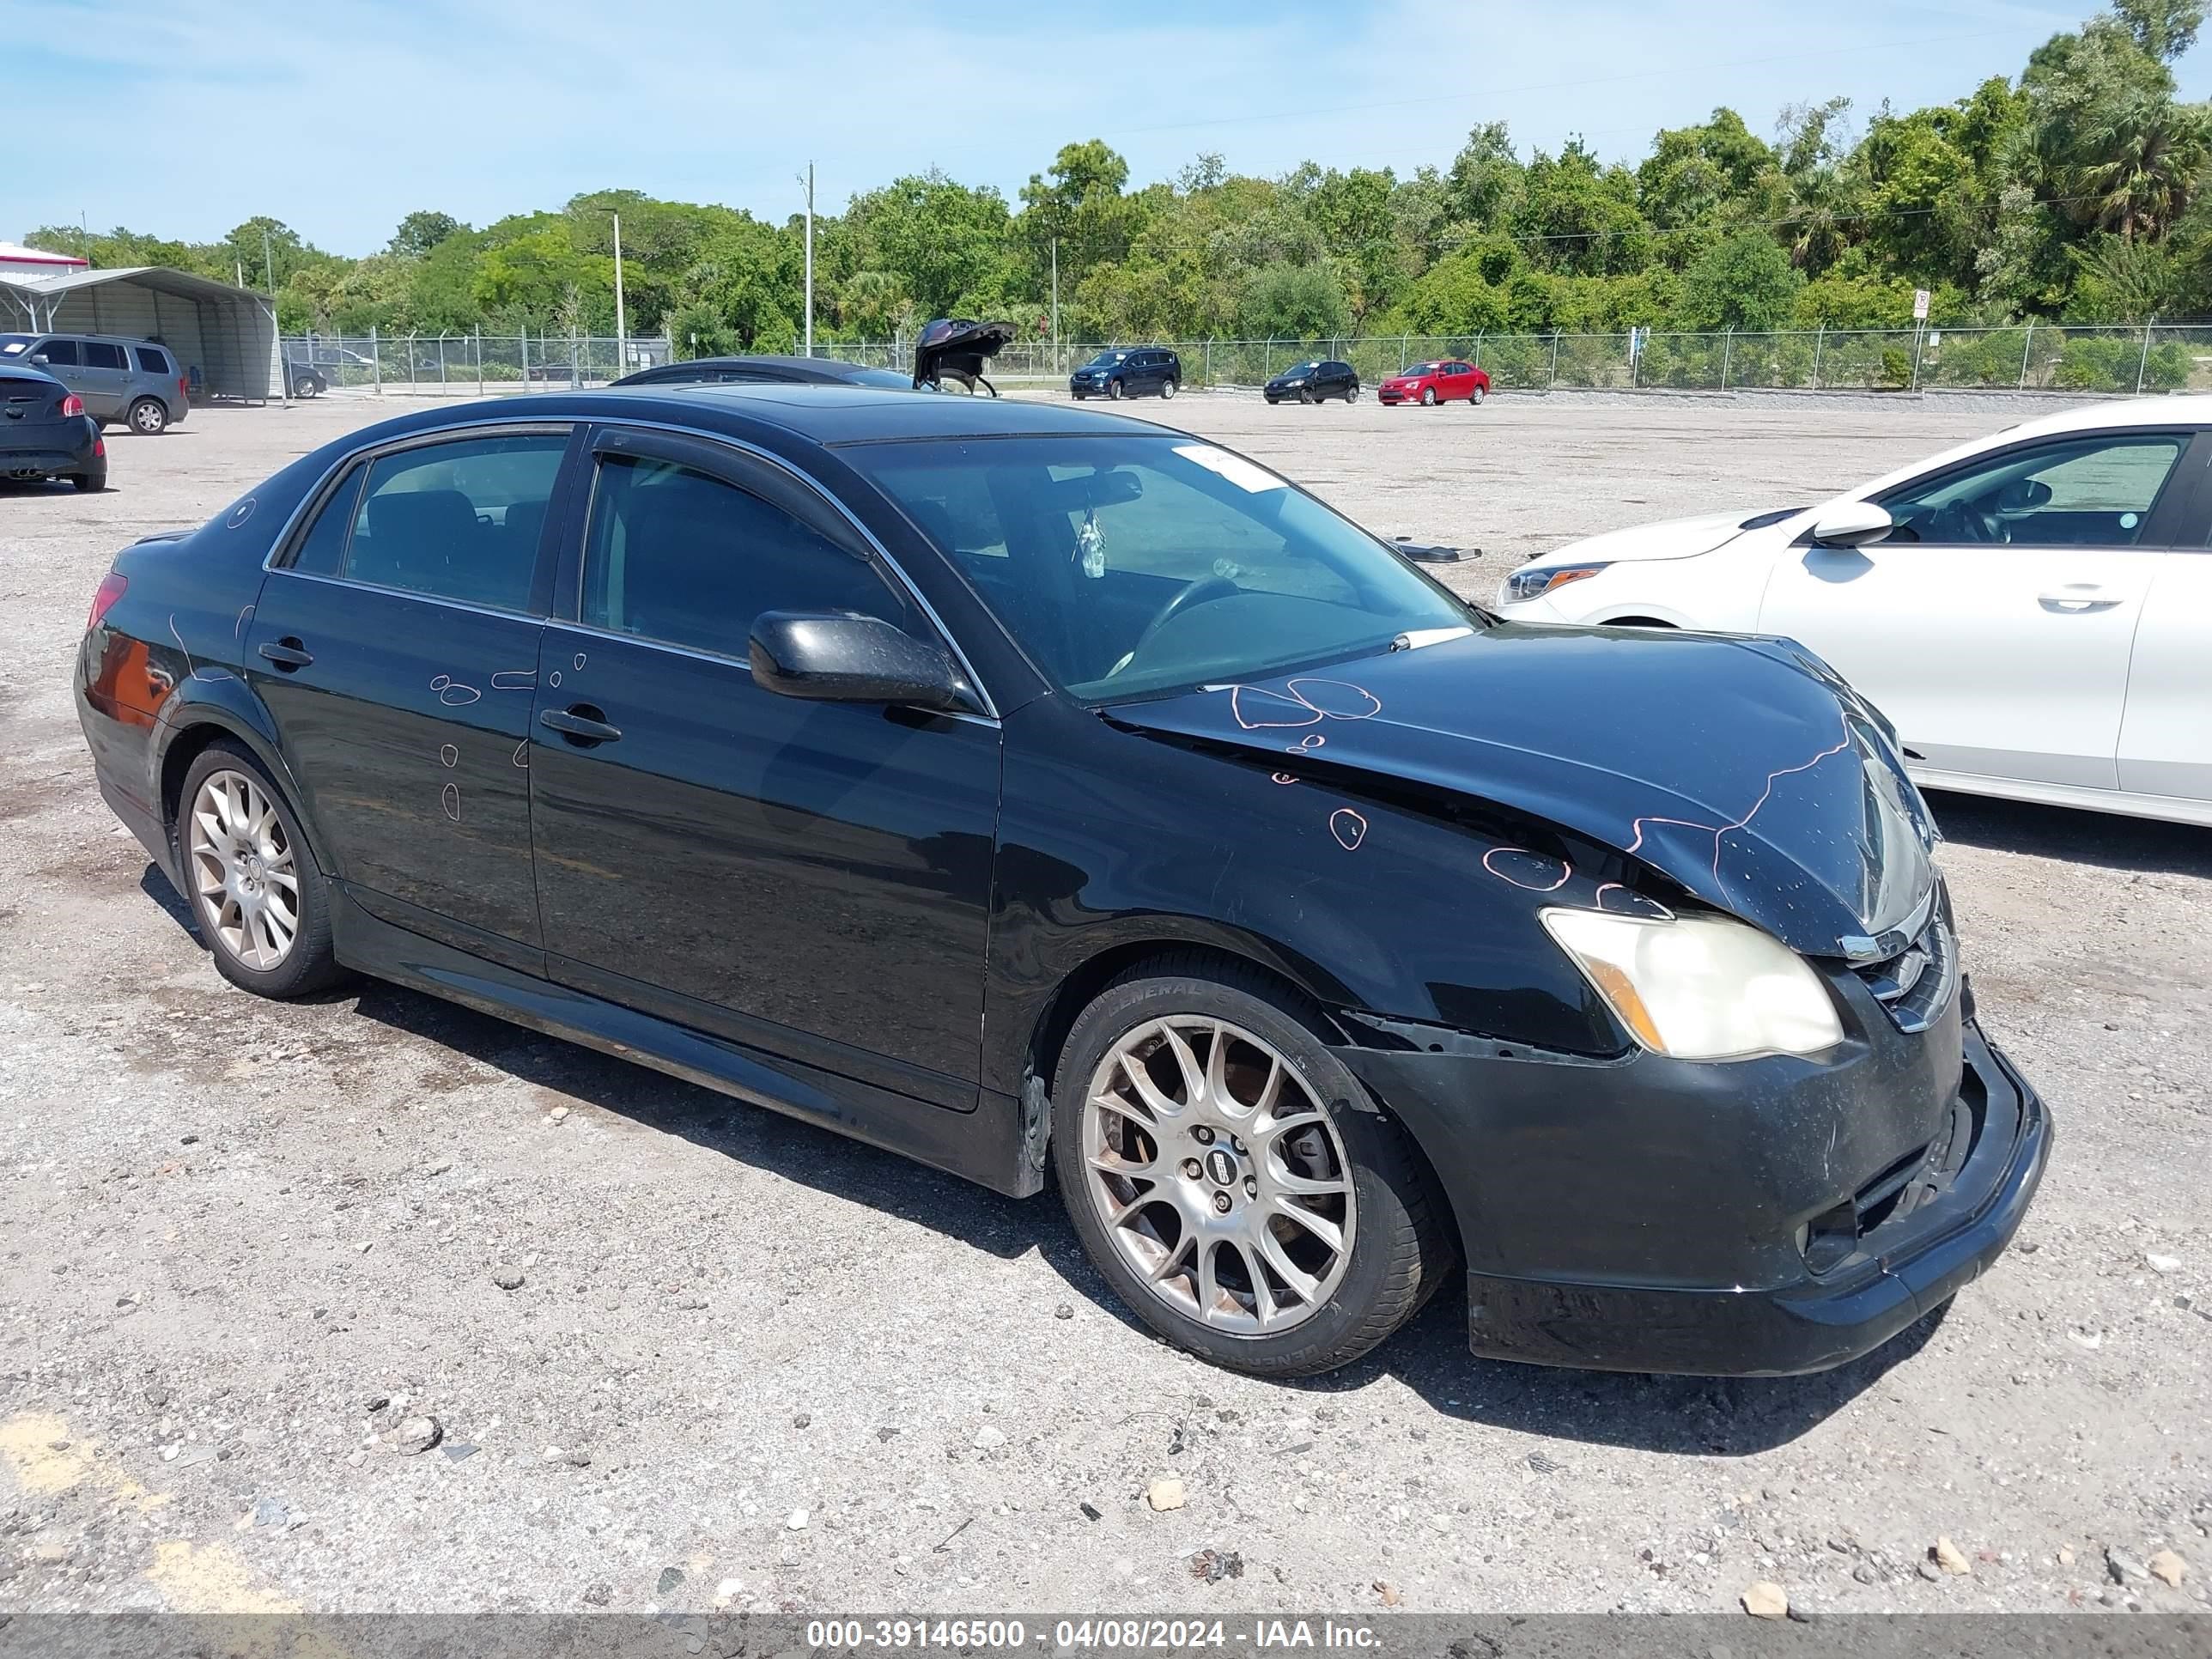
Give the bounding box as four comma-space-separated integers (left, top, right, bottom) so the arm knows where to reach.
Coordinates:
611, 210, 627, 371
800, 162, 815, 357
262, 228, 289, 409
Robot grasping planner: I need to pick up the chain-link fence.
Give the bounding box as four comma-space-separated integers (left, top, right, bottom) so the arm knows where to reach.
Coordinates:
278, 332, 672, 397
811, 324, 2212, 397
283, 324, 2212, 399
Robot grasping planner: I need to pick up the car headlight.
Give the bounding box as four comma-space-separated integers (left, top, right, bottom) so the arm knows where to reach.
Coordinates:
1540, 908, 1844, 1060
1501, 562, 1609, 605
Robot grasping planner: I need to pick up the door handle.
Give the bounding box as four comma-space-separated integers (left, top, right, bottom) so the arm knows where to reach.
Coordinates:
538, 704, 622, 744
258, 637, 314, 670
2037, 586, 2124, 612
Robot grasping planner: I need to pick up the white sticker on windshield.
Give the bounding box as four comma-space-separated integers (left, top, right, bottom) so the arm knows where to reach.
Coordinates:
1174, 443, 1286, 494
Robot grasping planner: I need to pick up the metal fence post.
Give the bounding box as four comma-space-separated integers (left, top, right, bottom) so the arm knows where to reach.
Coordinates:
520, 330, 530, 392
1721, 327, 1733, 390
1547, 330, 1559, 390
1628, 328, 1639, 390
2019, 320, 2033, 389
1204, 340, 1211, 386
475, 328, 483, 397
370, 325, 381, 395
1811, 325, 1824, 391
1474, 331, 1483, 369
2136, 317, 2155, 393
437, 334, 447, 392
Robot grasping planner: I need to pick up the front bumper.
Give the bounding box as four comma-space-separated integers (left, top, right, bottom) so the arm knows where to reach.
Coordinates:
1377, 386, 1416, 403
1338, 1001, 2051, 1376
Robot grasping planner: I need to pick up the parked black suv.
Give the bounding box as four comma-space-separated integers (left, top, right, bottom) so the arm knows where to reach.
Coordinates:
1070, 348, 1180, 400
1265, 360, 1358, 404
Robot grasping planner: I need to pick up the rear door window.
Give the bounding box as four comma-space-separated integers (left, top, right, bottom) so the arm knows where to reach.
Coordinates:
83, 342, 127, 371
342, 432, 568, 611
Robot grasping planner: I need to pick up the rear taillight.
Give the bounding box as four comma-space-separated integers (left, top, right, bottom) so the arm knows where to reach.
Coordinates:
88, 571, 127, 632
60, 393, 84, 417
94, 436, 106, 458
179, 374, 190, 404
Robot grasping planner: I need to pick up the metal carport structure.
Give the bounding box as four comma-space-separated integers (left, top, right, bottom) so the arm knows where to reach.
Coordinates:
0, 267, 281, 401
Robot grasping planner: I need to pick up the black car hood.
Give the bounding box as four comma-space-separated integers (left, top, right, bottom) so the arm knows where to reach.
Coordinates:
1103, 624, 1939, 958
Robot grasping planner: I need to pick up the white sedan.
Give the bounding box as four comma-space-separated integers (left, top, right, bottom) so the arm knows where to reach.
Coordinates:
1494, 398, 2212, 827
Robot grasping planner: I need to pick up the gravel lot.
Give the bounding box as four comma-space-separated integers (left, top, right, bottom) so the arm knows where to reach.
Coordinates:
1, 388, 2205, 1620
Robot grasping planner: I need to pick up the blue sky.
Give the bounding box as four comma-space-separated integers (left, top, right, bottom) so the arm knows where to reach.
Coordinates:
9, 0, 2206, 255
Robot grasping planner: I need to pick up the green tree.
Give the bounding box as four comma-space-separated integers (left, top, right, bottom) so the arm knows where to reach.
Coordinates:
1444, 122, 1525, 229
388, 211, 465, 260
1675, 231, 1803, 328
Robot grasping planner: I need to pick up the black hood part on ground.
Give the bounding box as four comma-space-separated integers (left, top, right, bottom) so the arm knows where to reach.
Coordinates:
1104, 623, 1940, 960
913, 319, 1017, 392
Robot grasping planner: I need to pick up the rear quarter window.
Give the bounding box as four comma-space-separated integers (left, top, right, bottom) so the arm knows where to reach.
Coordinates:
135, 347, 172, 374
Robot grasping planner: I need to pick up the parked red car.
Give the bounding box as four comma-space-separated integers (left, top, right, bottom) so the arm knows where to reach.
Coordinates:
1378, 360, 1489, 406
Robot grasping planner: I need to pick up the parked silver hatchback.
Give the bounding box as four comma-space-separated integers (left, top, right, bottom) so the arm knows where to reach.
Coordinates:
0, 332, 188, 434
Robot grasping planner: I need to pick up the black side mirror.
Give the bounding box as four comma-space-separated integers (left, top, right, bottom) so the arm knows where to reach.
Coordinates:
748, 611, 970, 712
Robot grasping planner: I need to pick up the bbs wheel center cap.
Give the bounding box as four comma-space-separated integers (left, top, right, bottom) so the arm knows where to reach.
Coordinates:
1205, 1147, 1238, 1186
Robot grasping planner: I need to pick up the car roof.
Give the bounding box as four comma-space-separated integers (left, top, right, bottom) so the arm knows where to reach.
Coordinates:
607, 383, 1179, 444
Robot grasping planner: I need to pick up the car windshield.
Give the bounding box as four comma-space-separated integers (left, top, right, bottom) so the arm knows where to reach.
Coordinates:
852, 434, 1474, 701
1285, 362, 1320, 374
0, 336, 32, 356
1084, 351, 1130, 367
1399, 362, 1443, 376
848, 366, 914, 388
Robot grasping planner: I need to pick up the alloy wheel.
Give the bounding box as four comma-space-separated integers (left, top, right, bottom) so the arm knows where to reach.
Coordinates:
1079, 1016, 1355, 1336
131, 400, 166, 434
187, 769, 300, 971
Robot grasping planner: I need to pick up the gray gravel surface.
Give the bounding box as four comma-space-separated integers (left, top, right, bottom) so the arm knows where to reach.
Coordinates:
0, 390, 2205, 1617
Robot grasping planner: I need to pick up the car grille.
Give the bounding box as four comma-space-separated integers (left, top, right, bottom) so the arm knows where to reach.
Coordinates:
1851, 905, 1956, 1034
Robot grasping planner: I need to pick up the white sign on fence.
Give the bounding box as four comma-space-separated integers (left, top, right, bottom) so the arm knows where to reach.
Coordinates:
1913, 289, 1931, 321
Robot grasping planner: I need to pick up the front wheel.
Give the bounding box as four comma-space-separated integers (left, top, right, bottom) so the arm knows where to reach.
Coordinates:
1108, 379, 1125, 400
1052, 956, 1451, 1376
1345, 384, 1360, 402
292, 375, 321, 399
127, 398, 168, 435
1419, 386, 1437, 406
176, 741, 343, 1000
1160, 378, 1177, 399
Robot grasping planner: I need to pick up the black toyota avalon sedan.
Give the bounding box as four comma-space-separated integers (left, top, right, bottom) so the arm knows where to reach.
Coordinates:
75, 385, 2048, 1378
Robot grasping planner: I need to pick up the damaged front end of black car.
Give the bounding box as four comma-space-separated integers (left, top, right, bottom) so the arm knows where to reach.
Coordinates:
1095, 624, 2050, 1376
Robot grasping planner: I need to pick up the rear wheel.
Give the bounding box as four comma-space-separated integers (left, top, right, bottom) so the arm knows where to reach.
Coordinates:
127, 397, 168, 435
1469, 384, 1486, 404
1052, 956, 1450, 1376
70, 473, 103, 493
292, 374, 321, 398
176, 741, 343, 999
1160, 378, 1177, 399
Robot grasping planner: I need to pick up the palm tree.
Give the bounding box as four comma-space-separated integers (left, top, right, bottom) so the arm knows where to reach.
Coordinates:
2070, 96, 2210, 240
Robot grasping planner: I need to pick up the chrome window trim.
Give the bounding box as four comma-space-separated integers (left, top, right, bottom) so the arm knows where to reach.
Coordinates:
580, 416, 1000, 720
254, 409, 1000, 720
538, 616, 998, 729
258, 565, 549, 627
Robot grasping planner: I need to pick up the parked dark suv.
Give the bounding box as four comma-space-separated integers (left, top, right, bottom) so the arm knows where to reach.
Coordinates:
1070, 348, 1180, 400
0, 332, 187, 433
